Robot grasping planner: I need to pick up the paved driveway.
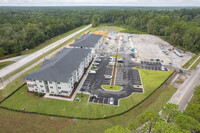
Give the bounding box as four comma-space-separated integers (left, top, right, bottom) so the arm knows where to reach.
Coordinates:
81, 53, 143, 106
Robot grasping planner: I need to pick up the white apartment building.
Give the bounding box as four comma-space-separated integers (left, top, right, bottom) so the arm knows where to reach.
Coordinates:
25, 48, 92, 96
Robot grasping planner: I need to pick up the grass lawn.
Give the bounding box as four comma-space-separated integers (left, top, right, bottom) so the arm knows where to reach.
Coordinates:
182, 55, 199, 69
189, 57, 200, 70
111, 55, 123, 58
102, 85, 123, 91
0, 84, 177, 133
110, 46, 114, 49
0, 61, 14, 69
0, 69, 173, 119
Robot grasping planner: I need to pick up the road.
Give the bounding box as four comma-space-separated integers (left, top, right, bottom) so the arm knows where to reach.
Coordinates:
168, 63, 200, 111
0, 55, 28, 63
0, 24, 92, 79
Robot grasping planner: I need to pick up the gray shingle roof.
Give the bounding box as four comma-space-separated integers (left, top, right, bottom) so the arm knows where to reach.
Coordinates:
71, 34, 102, 48
25, 48, 91, 82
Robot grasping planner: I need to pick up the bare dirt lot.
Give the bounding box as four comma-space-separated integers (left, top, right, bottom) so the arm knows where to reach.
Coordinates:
131, 34, 193, 68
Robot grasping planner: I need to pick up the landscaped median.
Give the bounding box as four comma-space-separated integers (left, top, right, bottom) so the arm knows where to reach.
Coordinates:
182, 54, 199, 69
0, 61, 14, 69
110, 55, 123, 58
101, 85, 123, 91
0, 69, 175, 119
189, 57, 200, 70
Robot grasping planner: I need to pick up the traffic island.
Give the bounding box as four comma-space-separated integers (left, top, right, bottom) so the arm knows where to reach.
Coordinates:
101, 85, 123, 91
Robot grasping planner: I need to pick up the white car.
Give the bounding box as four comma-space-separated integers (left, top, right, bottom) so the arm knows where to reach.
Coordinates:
93, 62, 100, 66
109, 97, 114, 105
161, 66, 165, 71
89, 70, 96, 74
104, 75, 112, 79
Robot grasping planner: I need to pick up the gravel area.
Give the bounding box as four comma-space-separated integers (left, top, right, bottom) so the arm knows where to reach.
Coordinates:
131, 34, 193, 68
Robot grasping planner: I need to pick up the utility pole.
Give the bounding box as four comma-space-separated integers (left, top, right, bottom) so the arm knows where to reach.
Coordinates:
43, 51, 45, 60
1, 77, 7, 96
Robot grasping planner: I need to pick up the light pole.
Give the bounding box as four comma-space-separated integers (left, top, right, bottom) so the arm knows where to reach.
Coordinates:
1, 77, 7, 96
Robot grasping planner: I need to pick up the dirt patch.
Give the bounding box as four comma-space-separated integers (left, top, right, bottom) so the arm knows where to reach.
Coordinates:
172, 73, 187, 88
93, 31, 107, 38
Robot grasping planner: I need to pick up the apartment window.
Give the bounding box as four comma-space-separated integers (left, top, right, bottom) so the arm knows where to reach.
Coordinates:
51, 91, 54, 94
41, 90, 44, 92
57, 82, 60, 84
35, 89, 37, 91
58, 87, 61, 89
49, 82, 52, 84
34, 84, 37, 86
40, 85, 43, 87
50, 87, 53, 89
39, 80, 42, 83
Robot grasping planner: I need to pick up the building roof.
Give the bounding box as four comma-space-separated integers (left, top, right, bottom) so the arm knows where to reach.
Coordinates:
25, 48, 91, 82
71, 34, 102, 48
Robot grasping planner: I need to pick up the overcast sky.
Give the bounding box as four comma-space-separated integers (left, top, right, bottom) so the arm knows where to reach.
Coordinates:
0, 0, 200, 6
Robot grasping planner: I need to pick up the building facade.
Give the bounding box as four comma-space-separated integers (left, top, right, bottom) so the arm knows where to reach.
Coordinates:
25, 48, 92, 96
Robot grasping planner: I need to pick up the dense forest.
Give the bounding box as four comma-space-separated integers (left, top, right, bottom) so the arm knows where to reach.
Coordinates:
105, 86, 200, 133
0, 7, 200, 58
92, 8, 200, 53
0, 8, 93, 57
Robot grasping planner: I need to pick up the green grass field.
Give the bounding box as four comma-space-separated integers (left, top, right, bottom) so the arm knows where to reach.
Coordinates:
0, 69, 173, 119
182, 55, 199, 69
0, 61, 14, 69
0, 84, 177, 133
102, 85, 123, 91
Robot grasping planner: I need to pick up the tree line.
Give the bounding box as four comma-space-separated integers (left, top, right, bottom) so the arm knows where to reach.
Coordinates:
1, 7, 200, 58
92, 8, 200, 53
105, 86, 200, 133
0, 8, 94, 57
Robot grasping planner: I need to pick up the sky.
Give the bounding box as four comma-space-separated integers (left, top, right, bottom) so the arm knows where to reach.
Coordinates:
0, 0, 200, 6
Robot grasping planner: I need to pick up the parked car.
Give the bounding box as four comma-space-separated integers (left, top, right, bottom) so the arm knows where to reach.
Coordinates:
161, 66, 165, 71
89, 70, 96, 74
109, 97, 114, 105
93, 65, 98, 68
93, 62, 100, 66
95, 58, 101, 62
91, 94, 99, 99
104, 75, 112, 79
117, 58, 124, 63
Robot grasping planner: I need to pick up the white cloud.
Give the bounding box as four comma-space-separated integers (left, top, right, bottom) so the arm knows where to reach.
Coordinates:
0, 0, 200, 6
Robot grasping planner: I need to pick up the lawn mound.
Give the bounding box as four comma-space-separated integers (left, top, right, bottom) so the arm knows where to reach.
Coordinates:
101, 85, 123, 91
0, 69, 174, 119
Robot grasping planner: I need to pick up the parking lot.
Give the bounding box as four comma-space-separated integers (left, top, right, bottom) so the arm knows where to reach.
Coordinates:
141, 61, 162, 70
79, 33, 144, 106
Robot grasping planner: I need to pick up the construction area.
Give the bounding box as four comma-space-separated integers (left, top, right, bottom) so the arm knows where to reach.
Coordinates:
131, 34, 193, 68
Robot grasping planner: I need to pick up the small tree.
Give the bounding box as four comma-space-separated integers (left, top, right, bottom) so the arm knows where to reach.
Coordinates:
161, 103, 180, 123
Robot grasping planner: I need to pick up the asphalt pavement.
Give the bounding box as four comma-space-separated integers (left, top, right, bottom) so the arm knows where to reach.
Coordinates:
168, 63, 200, 111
